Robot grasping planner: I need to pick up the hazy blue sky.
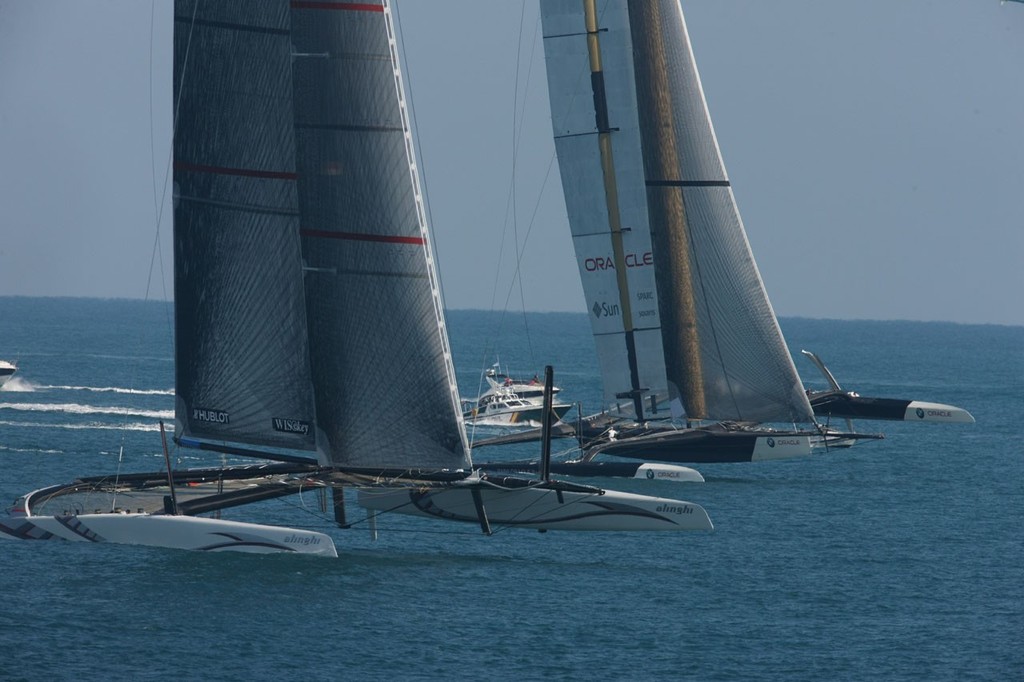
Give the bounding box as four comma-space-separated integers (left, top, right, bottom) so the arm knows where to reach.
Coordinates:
0, 1, 1021, 326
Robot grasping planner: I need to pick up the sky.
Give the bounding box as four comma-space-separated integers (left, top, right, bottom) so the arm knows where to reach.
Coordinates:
0, 1, 1021, 326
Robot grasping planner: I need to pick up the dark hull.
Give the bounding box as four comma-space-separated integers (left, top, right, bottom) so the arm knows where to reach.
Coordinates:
476, 460, 651, 478
471, 415, 814, 463
810, 392, 911, 421
587, 427, 784, 464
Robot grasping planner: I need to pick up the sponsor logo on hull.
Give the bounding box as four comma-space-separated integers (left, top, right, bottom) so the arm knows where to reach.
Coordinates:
752, 435, 812, 461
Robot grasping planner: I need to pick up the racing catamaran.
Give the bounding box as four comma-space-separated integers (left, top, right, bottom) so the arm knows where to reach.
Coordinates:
0, 0, 712, 555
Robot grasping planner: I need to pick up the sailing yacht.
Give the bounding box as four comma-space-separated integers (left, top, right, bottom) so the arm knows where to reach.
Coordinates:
0, 0, 712, 555
527, 0, 974, 465
534, 0, 863, 463
0, 360, 16, 389
462, 366, 572, 427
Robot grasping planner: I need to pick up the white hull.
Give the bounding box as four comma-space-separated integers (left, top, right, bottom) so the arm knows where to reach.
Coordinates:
358, 484, 713, 532
904, 401, 975, 423
751, 435, 814, 461
0, 513, 338, 557
0, 360, 15, 389
633, 463, 705, 482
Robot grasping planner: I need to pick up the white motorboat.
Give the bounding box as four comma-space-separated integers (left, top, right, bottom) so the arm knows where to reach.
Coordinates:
0, 360, 16, 389
463, 386, 572, 427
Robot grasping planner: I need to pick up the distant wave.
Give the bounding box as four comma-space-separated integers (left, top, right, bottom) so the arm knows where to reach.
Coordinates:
41, 385, 175, 396
0, 419, 162, 433
0, 402, 173, 420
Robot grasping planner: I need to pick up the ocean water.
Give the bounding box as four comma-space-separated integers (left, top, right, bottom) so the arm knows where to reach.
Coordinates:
0, 297, 1020, 681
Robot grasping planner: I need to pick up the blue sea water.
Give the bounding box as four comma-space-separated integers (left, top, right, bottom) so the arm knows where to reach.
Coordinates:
0, 297, 1020, 681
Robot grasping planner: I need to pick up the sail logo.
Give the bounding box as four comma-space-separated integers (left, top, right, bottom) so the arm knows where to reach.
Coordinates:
193, 408, 229, 424
584, 252, 653, 271
273, 418, 311, 435
656, 504, 693, 515
592, 301, 621, 319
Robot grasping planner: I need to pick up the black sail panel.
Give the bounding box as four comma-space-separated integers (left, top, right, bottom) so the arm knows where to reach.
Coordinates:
290, 2, 470, 469
173, 1, 318, 450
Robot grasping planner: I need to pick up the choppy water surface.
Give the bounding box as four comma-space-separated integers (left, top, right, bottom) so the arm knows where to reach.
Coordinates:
0, 298, 1020, 681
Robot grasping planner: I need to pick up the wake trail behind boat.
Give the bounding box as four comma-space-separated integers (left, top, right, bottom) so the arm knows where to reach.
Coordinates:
39, 384, 175, 396
0, 377, 36, 393
0, 419, 163, 432
0, 402, 173, 420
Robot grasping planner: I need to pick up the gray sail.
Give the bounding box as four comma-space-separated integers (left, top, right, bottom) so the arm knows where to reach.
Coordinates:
173, 1, 318, 450
542, 0, 813, 424
541, 0, 670, 419
290, 1, 470, 468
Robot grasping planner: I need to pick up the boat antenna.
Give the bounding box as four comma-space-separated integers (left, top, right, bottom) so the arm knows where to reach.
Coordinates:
539, 365, 555, 482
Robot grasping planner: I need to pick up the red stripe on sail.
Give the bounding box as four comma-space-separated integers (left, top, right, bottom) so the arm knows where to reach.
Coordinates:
290, 2, 384, 11
301, 229, 424, 245
174, 161, 297, 181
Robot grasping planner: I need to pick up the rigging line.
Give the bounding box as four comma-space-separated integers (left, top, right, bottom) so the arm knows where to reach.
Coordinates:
509, 2, 536, 368
113, 0, 186, 508
477, 7, 538, 391
390, 2, 468, 454
392, 1, 446, 311
498, 151, 558, 317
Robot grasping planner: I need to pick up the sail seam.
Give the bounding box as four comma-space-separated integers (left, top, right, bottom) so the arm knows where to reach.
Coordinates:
299, 229, 424, 245
646, 180, 730, 187
291, 2, 384, 12
594, 326, 661, 337
330, 269, 428, 280
554, 130, 620, 140
295, 123, 403, 133
542, 29, 607, 40
174, 161, 297, 180
171, 16, 289, 36
176, 196, 298, 217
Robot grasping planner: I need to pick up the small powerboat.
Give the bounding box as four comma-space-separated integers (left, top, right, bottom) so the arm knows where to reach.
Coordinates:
0, 360, 16, 389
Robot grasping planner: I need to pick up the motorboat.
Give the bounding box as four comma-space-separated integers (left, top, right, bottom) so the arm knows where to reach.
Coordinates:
463, 370, 573, 427
0, 360, 16, 389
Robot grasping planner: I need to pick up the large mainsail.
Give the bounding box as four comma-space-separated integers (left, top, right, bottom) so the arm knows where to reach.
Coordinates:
173, 0, 470, 469
173, 1, 318, 452
0, 0, 720, 554
541, 0, 813, 425
291, 1, 469, 468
